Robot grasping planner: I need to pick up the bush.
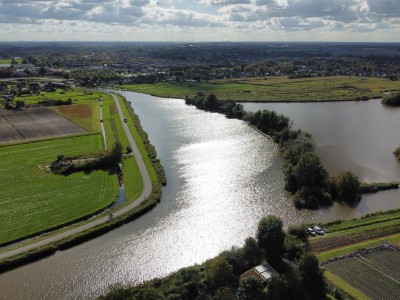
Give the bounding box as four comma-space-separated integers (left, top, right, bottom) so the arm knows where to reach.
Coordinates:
287, 224, 307, 240
333, 171, 361, 206
382, 91, 400, 106
394, 146, 400, 161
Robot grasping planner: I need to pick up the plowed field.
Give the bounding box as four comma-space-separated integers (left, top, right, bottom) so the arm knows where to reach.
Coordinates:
0, 107, 85, 144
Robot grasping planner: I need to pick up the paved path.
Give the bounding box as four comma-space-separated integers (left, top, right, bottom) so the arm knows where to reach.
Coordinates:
0, 92, 152, 260
99, 99, 107, 150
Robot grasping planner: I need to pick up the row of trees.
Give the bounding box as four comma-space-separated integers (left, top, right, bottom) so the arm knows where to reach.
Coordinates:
185, 92, 362, 209
185, 92, 245, 119
100, 216, 336, 300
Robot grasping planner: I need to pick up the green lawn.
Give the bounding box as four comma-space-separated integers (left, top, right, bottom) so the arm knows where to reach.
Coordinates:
14, 89, 104, 106
0, 88, 159, 245
0, 134, 119, 244
123, 76, 400, 102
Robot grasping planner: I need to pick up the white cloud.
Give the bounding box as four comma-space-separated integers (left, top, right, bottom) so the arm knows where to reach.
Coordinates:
0, 0, 398, 41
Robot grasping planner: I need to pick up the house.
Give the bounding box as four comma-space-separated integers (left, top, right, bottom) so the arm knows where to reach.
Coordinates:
240, 264, 279, 283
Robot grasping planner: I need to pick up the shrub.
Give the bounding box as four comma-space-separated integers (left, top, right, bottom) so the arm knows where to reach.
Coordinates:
382, 91, 400, 106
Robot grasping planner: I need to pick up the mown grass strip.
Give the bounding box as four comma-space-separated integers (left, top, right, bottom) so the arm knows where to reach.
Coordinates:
324, 270, 370, 300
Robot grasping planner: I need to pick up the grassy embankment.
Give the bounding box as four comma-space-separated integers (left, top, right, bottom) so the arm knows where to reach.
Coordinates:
123, 76, 400, 102
0, 89, 164, 272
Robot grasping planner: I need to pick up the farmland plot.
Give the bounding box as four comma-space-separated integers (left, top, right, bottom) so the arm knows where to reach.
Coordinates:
0, 134, 119, 245
324, 244, 400, 300
0, 107, 85, 144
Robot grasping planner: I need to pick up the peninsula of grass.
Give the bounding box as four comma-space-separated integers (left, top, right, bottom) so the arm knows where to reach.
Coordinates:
122, 76, 400, 102
0, 134, 119, 245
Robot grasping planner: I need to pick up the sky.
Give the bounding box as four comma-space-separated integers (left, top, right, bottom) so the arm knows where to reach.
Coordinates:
0, 0, 399, 42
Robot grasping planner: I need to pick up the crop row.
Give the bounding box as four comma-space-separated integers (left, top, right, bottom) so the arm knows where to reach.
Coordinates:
325, 253, 400, 300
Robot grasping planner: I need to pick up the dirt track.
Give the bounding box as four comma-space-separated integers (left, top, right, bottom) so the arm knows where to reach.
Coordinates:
0, 107, 85, 144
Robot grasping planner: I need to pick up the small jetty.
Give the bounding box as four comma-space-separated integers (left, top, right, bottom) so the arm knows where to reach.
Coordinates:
247, 123, 271, 139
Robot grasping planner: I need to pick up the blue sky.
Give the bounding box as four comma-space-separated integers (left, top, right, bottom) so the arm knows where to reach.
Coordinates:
0, 0, 399, 42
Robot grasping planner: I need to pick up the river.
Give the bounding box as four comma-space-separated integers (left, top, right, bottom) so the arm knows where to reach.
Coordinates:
0, 93, 399, 300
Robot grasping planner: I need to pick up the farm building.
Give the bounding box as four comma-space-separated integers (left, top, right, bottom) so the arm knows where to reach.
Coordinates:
240, 263, 279, 283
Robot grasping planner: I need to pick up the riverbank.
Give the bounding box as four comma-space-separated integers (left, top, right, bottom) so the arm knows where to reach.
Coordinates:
121, 76, 399, 102
0, 92, 165, 273
97, 209, 400, 299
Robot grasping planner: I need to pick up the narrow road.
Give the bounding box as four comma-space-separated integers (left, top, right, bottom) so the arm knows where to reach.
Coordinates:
99, 99, 107, 150
0, 92, 152, 260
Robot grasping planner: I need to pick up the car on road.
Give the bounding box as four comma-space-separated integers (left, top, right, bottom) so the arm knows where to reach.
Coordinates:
313, 226, 325, 235
307, 227, 316, 236
124, 118, 128, 123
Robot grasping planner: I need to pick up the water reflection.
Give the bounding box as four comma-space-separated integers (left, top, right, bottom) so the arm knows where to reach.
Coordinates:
0, 94, 399, 300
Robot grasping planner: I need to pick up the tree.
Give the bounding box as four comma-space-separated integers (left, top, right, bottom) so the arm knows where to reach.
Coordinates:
39, 66, 47, 75
135, 287, 166, 300
293, 152, 328, 188
256, 216, 285, 265
298, 253, 326, 299
238, 276, 266, 300
104, 141, 123, 167
242, 237, 264, 268
205, 256, 235, 290
334, 171, 361, 206
15, 100, 25, 110
264, 276, 289, 300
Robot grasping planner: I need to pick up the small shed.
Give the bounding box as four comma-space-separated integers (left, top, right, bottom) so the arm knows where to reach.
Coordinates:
240, 264, 279, 283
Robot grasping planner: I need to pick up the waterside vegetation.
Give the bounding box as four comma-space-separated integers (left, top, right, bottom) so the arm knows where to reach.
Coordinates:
98, 209, 400, 300
100, 215, 337, 300
185, 92, 398, 210
382, 91, 400, 106
394, 146, 400, 162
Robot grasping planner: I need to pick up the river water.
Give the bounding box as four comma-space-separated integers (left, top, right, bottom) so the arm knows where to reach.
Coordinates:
0, 93, 399, 300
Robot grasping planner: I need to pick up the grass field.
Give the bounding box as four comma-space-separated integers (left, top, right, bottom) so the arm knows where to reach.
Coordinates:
123, 76, 400, 102
0, 58, 22, 64
0, 134, 119, 245
0, 89, 150, 244
14, 89, 103, 106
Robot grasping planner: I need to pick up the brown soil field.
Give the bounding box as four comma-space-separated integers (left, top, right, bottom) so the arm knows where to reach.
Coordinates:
53, 104, 95, 132
0, 107, 86, 144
